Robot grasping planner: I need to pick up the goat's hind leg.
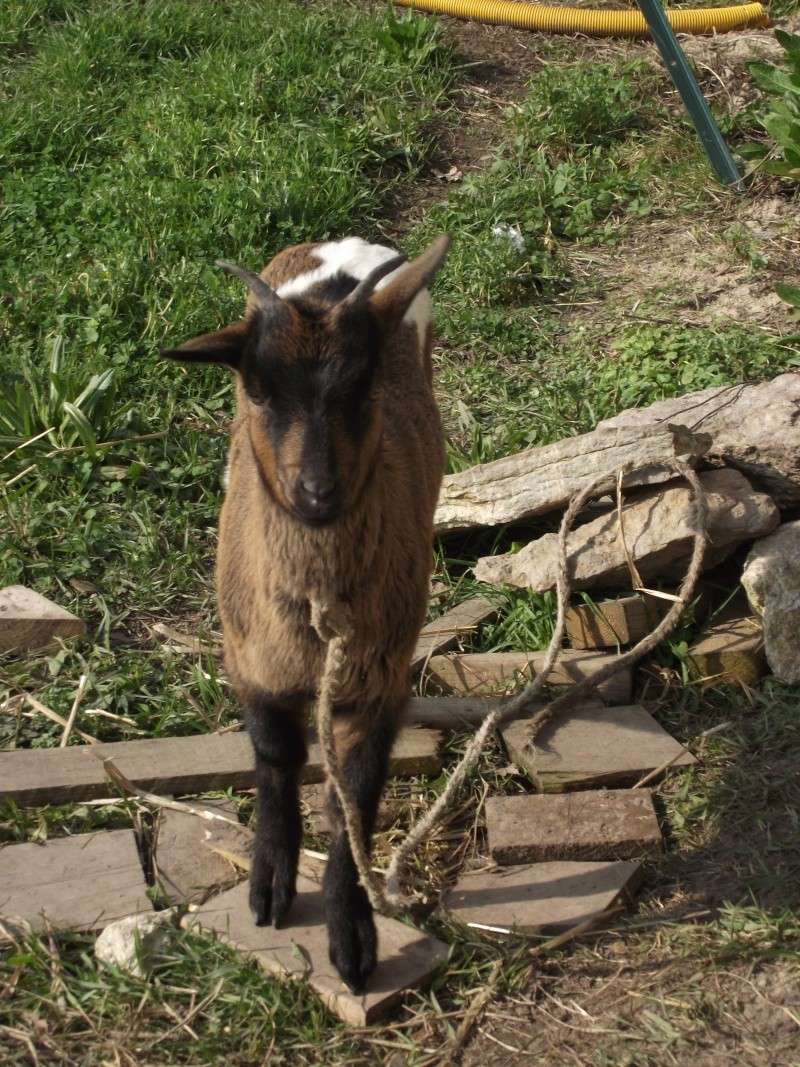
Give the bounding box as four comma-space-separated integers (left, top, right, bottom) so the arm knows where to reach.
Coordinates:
323, 705, 398, 993
244, 691, 308, 928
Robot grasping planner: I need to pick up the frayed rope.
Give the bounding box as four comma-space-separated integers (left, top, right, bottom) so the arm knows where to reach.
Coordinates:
311, 458, 708, 917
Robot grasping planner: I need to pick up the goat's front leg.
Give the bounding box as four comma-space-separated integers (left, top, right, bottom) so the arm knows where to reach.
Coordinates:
244, 691, 308, 928
323, 705, 399, 993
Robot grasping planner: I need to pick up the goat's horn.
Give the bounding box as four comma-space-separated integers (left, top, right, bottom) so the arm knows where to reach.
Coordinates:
215, 260, 282, 310
342, 254, 406, 308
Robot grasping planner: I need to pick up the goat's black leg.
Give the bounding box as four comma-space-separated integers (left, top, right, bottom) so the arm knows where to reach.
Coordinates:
244, 692, 308, 928
323, 707, 398, 994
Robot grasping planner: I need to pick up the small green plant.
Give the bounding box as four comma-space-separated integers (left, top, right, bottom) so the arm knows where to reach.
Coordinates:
0, 335, 130, 457
745, 30, 800, 179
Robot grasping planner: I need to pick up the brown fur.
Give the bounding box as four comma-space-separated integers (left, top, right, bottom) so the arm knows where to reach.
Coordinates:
218, 243, 445, 742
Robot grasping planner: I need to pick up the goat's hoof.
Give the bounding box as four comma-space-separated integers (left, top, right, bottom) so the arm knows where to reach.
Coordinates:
249, 881, 273, 926
328, 910, 378, 994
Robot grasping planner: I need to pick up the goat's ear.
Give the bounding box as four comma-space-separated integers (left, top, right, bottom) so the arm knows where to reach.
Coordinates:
161, 320, 248, 368
369, 235, 450, 327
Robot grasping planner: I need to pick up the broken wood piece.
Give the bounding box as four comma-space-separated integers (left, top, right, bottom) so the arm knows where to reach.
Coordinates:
476, 469, 779, 594
566, 595, 668, 650
0, 830, 151, 936
427, 650, 631, 705
441, 859, 641, 937
0, 585, 85, 653
486, 790, 662, 864
434, 424, 706, 535
154, 800, 254, 904
405, 696, 503, 729
411, 596, 497, 671
0, 726, 441, 807
501, 704, 696, 792
183, 875, 448, 1025
687, 612, 765, 688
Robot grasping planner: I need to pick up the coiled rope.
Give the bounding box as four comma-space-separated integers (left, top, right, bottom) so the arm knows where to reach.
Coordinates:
312, 458, 708, 918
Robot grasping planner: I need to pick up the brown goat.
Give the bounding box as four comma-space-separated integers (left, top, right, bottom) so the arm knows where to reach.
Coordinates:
163, 235, 448, 991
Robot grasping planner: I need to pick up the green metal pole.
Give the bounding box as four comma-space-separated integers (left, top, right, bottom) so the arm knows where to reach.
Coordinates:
637, 0, 743, 189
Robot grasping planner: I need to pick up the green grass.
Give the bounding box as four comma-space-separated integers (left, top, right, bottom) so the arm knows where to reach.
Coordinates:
3, 6, 800, 1062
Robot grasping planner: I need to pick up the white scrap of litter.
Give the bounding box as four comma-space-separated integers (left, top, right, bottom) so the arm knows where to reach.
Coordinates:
491, 223, 525, 252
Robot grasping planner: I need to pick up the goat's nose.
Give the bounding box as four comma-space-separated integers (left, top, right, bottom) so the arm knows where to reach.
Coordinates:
300, 475, 336, 501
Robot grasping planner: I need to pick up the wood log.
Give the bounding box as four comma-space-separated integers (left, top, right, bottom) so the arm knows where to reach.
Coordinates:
434, 424, 706, 535
687, 612, 765, 688
0, 585, 85, 653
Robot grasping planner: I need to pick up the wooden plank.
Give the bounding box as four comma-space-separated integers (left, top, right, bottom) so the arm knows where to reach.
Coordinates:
154, 800, 254, 904
411, 597, 497, 671
405, 696, 501, 729
0, 726, 442, 807
687, 612, 765, 688
441, 860, 642, 937
301, 784, 399, 838
0, 829, 150, 935
566, 595, 668, 650
0, 585, 85, 654
427, 651, 632, 705
486, 790, 662, 864
501, 704, 695, 792
183, 875, 448, 1025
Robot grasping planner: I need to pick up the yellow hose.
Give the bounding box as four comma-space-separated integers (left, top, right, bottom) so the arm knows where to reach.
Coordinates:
393, 0, 769, 38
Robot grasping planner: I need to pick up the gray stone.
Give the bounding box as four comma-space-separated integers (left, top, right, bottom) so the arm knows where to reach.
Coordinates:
433, 424, 706, 535
598, 373, 800, 508
95, 910, 177, 978
475, 469, 779, 594
742, 520, 800, 683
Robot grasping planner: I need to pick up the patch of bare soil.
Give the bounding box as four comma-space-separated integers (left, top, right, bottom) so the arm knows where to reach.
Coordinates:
564, 195, 799, 336
462, 953, 800, 1067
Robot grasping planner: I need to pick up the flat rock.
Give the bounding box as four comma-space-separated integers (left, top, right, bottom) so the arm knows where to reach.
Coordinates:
0, 830, 150, 935
441, 859, 641, 936
476, 469, 779, 594
95, 909, 176, 977
741, 520, 800, 683
486, 790, 662, 864
598, 373, 800, 507
183, 876, 448, 1025
0, 585, 85, 653
501, 704, 696, 792
411, 596, 497, 670
154, 800, 254, 904
434, 424, 705, 535
427, 650, 632, 705
687, 612, 765, 688
566, 594, 668, 649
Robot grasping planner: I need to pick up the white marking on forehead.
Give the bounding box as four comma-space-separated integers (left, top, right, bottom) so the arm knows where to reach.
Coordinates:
276, 237, 431, 349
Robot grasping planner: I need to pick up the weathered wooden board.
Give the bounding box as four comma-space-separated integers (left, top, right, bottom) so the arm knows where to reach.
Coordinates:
434, 423, 705, 535
688, 613, 765, 688
0, 830, 150, 935
566, 595, 669, 650
486, 790, 662, 864
301, 784, 399, 838
405, 696, 502, 729
441, 859, 641, 936
0, 585, 85, 654
427, 651, 631, 705
154, 800, 254, 904
501, 704, 696, 792
411, 597, 497, 671
0, 727, 442, 807
183, 875, 448, 1025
